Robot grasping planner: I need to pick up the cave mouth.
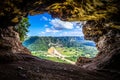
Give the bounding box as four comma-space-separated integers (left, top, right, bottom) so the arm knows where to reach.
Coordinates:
22, 13, 98, 64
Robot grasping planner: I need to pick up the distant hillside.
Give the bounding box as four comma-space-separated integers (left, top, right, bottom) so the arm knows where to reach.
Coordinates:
23, 36, 96, 51
23, 36, 98, 62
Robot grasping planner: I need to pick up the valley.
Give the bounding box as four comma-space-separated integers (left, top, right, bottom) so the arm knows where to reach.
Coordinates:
23, 36, 98, 64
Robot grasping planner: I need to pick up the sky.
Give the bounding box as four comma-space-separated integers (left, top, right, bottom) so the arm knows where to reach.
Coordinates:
28, 13, 85, 37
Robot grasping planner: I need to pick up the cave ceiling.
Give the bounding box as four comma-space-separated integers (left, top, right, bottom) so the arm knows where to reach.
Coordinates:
0, 0, 120, 29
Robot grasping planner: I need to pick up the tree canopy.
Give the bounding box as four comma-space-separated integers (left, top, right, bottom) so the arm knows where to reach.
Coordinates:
15, 17, 30, 41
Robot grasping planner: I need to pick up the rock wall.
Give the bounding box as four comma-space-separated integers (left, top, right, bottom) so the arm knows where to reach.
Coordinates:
0, 26, 30, 62
76, 20, 120, 71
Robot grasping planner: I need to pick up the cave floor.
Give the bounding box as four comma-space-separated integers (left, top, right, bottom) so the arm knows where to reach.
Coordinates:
0, 54, 118, 80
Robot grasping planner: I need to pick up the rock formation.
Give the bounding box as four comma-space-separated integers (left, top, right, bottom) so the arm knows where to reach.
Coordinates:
77, 20, 120, 71
0, 0, 120, 80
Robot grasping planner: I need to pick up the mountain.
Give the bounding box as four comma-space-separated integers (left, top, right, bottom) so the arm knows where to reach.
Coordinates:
23, 36, 96, 51
22, 36, 98, 60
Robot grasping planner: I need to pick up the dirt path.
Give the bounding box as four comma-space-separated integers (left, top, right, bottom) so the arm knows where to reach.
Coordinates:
51, 47, 75, 64
61, 58, 75, 64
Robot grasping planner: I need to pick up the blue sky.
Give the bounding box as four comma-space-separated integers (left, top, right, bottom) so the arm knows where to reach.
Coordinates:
28, 13, 85, 36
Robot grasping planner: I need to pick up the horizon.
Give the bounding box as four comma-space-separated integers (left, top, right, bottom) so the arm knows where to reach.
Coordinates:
27, 35, 84, 37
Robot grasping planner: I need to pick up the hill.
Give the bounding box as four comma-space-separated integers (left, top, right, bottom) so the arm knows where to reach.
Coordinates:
23, 36, 98, 63
23, 36, 96, 50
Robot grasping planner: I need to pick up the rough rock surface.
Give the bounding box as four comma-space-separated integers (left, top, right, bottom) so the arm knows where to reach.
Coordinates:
0, 26, 30, 62
0, 0, 120, 80
0, 54, 119, 80
77, 21, 120, 71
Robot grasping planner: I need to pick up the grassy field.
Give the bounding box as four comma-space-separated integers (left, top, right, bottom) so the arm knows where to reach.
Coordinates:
23, 36, 98, 63
32, 51, 69, 63
31, 46, 98, 64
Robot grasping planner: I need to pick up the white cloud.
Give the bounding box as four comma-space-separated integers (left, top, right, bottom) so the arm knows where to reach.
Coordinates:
76, 26, 81, 29
38, 18, 85, 36
41, 32, 45, 34
48, 19, 51, 21
39, 28, 83, 36
46, 28, 52, 32
39, 31, 45, 35
45, 28, 59, 33
50, 19, 73, 30
60, 30, 84, 36
44, 25, 48, 27
71, 22, 83, 29
42, 16, 48, 21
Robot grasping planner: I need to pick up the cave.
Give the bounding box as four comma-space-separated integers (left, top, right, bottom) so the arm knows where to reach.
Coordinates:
0, 0, 120, 80
23, 13, 98, 64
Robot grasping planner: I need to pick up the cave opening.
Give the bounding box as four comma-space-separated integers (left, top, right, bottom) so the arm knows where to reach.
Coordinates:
0, 0, 120, 80
22, 13, 98, 64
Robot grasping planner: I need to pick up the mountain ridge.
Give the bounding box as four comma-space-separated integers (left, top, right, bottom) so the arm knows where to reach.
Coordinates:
22, 36, 98, 61
23, 36, 96, 51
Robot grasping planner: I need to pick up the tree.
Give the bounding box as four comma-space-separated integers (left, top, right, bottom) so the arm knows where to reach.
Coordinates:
15, 17, 30, 41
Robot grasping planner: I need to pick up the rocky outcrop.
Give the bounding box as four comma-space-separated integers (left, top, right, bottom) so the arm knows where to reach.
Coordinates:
0, 0, 119, 24
0, 26, 30, 62
0, 0, 120, 80
77, 22, 120, 71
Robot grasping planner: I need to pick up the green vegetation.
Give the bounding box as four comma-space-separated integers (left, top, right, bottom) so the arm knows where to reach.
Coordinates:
55, 46, 97, 61
32, 51, 69, 63
15, 17, 30, 41
23, 36, 98, 63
